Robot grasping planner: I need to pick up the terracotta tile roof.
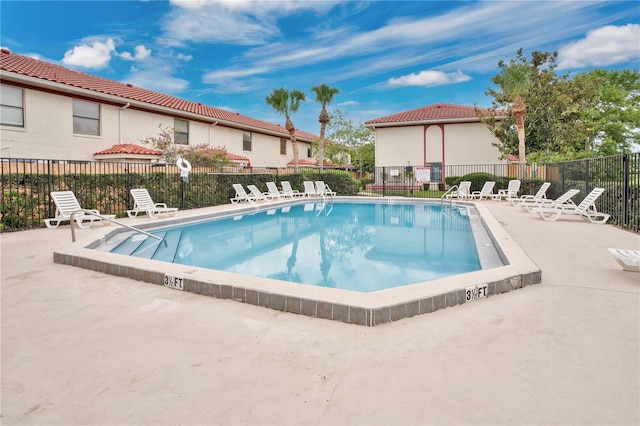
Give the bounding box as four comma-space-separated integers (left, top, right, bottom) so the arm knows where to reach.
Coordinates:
0, 49, 317, 141
94, 144, 162, 156
226, 152, 249, 161
365, 103, 502, 125
286, 158, 337, 167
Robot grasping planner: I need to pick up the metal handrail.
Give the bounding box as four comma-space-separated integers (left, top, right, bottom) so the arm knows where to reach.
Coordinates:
69, 209, 165, 245
441, 185, 458, 206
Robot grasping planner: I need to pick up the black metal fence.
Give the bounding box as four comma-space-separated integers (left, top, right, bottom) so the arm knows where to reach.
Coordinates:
1, 153, 638, 233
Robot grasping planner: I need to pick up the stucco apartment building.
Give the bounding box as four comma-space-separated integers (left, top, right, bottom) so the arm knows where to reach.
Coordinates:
0, 48, 318, 167
365, 103, 506, 168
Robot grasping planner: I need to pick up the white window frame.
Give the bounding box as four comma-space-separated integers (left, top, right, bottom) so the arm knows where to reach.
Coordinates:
174, 118, 189, 145
243, 132, 252, 152
1, 84, 24, 128
72, 99, 100, 136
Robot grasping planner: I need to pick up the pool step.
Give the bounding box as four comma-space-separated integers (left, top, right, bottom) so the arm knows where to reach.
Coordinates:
149, 230, 183, 263
131, 231, 169, 259
111, 232, 155, 256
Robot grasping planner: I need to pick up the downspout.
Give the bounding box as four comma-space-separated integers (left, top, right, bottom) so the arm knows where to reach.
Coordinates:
119, 102, 130, 144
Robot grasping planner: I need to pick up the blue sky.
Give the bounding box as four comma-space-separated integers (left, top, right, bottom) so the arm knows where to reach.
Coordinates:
1, 0, 639, 135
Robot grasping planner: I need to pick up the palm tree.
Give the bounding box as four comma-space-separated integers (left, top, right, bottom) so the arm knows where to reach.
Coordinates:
311, 84, 339, 172
493, 62, 531, 166
266, 88, 306, 171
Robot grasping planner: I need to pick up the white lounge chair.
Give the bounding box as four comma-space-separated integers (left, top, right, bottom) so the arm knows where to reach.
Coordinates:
127, 188, 178, 219
520, 188, 579, 212
45, 191, 115, 229
470, 181, 495, 200
535, 188, 610, 223
445, 181, 471, 200
231, 184, 257, 203
281, 181, 302, 198
492, 179, 521, 202
511, 182, 550, 206
265, 182, 283, 199
247, 184, 270, 201
303, 181, 318, 197
608, 248, 640, 272
315, 181, 336, 196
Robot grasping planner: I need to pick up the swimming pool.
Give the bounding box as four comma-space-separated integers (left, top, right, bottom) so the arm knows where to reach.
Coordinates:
53, 197, 541, 326
104, 202, 497, 292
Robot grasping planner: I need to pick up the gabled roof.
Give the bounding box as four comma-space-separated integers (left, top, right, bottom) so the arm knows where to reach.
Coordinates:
0, 49, 317, 141
94, 143, 250, 163
94, 144, 162, 156
364, 103, 504, 127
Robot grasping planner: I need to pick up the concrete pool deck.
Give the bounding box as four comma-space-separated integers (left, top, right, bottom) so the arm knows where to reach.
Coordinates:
1, 201, 639, 425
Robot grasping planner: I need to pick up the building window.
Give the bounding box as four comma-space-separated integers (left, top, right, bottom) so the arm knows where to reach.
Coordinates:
72, 99, 100, 135
243, 132, 252, 151
307, 147, 312, 158
280, 138, 287, 155
174, 119, 189, 145
1, 85, 24, 127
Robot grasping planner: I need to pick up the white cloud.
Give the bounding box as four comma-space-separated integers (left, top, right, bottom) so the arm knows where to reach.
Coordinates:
557, 24, 640, 70
388, 70, 471, 88
338, 100, 359, 107
162, 0, 336, 46
124, 71, 189, 94
62, 38, 116, 69
120, 45, 151, 61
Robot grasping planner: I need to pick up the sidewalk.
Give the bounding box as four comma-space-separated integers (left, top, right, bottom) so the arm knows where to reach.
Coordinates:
1, 201, 638, 425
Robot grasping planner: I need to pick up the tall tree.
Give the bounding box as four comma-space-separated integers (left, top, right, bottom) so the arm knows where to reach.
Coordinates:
311, 84, 340, 172
265, 88, 306, 171
326, 109, 375, 174
492, 56, 532, 165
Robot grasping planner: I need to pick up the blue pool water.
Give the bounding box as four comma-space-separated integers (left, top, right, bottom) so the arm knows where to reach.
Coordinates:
109, 201, 481, 292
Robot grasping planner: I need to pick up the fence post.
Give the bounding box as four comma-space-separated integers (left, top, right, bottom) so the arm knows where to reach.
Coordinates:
622, 154, 629, 229
585, 159, 590, 193
382, 166, 386, 197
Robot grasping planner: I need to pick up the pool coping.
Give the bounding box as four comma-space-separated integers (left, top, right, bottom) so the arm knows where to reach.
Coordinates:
53, 197, 541, 326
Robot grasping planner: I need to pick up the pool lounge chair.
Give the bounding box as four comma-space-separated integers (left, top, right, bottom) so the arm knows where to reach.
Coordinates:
281, 181, 303, 198
315, 181, 336, 197
303, 181, 318, 197
445, 181, 471, 200
265, 182, 284, 199
247, 184, 271, 201
608, 248, 640, 272
492, 179, 521, 202
127, 188, 178, 219
231, 184, 258, 203
535, 187, 610, 223
520, 188, 579, 212
511, 182, 550, 206
470, 181, 495, 200
45, 191, 115, 229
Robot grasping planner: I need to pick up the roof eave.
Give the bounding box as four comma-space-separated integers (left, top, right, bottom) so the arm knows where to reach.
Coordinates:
1, 70, 315, 142
365, 115, 506, 128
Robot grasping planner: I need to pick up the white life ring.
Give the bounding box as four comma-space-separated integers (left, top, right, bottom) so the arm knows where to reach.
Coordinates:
176, 157, 192, 172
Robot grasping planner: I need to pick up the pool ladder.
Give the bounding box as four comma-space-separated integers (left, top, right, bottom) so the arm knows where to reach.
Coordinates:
441, 185, 458, 206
